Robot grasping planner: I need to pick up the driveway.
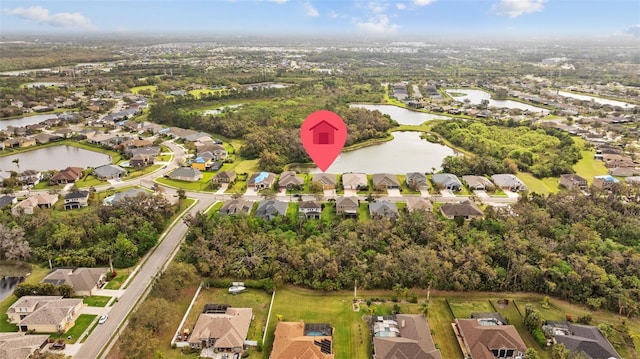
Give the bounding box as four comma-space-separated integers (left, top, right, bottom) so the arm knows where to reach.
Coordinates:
244, 187, 258, 196
439, 189, 456, 197
387, 189, 401, 197
343, 189, 358, 197
504, 190, 520, 198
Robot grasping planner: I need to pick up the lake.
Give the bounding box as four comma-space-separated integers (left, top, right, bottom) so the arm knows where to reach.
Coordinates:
556, 91, 635, 108
350, 104, 451, 125
0, 263, 30, 302
309, 131, 455, 174
0, 145, 111, 179
0, 114, 61, 131
446, 89, 550, 114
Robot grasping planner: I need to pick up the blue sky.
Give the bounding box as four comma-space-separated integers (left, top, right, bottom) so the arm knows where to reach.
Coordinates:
1, 0, 639, 39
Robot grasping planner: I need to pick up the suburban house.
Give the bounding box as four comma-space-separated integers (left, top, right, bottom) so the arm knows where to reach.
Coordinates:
440, 200, 483, 220
371, 314, 442, 359
491, 174, 527, 192
601, 153, 635, 168
559, 174, 588, 190
432, 173, 463, 191
167, 167, 203, 182
220, 199, 253, 216
190, 156, 209, 171
626, 176, 640, 185
299, 200, 322, 219
454, 314, 527, 359
184, 132, 213, 143
406, 197, 433, 212
608, 167, 640, 177
188, 305, 252, 354
126, 146, 161, 159
94, 164, 127, 180
0, 195, 17, 209
0, 332, 49, 359
369, 201, 400, 219
248, 172, 277, 190
270, 321, 334, 359
130, 153, 156, 167
278, 171, 304, 190
212, 171, 237, 184
42, 267, 108, 296
372, 173, 401, 190
49, 166, 84, 185
63, 190, 90, 210
406, 172, 428, 190
336, 196, 359, 217
342, 172, 368, 190
593, 175, 620, 190
462, 176, 495, 191
543, 321, 621, 359
196, 144, 227, 161
17, 170, 42, 186
7, 296, 84, 333
11, 193, 59, 215
105, 188, 150, 206
255, 200, 288, 220
312, 173, 338, 189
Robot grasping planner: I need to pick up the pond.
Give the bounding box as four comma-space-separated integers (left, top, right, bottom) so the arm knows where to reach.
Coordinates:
0, 114, 61, 131
308, 131, 455, 174
446, 89, 550, 114
202, 104, 244, 116
0, 263, 30, 302
0, 145, 112, 179
349, 104, 451, 125
556, 91, 635, 108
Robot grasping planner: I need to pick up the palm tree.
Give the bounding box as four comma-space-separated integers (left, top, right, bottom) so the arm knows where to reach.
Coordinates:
12, 158, 20, 173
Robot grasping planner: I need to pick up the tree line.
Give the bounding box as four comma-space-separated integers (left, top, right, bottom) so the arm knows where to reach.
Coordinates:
178, 187, 640, 317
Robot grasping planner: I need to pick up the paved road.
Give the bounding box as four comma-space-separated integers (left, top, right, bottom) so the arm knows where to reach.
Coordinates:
74, 192, 215, 359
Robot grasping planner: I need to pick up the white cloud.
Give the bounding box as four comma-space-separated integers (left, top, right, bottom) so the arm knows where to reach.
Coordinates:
396, 3, 406, 10
368, 2, 388, 13
414, 0, 436, 6
3, 6, 96, 31
356, 15, 399, 34
491, 0, 545, 18
328, 10, 347, 19
304, 2, 319, 17
265, 0, 289, 3
624, 24, 640, 37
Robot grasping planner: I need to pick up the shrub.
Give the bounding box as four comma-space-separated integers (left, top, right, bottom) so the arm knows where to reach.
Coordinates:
577, 314, 592, 325
565, 314, 573, 322
532, 329, 546, 347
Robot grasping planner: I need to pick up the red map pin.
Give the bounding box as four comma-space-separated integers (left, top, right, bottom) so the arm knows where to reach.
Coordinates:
300, 110, 347, 172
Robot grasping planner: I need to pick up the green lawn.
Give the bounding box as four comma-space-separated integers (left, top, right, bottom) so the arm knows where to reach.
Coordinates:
130, 85, 157, 94
228, 158, 260, 174
517, 172, 560, 195
155, 172, 216, 191
104, 272, 127, 289
83, 295, 112, 307
75, 174, 106, 188
573, 151, 608, 185
50, 314, 97, 343
262, 286, 370, 359
358, 202, 370, 221
447, 299, 494, 318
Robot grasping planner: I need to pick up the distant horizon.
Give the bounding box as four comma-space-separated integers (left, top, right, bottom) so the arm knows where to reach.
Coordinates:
1, 0, 639, 42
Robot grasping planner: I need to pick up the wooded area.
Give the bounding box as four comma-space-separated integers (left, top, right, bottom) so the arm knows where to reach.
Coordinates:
179, 187, 640, 318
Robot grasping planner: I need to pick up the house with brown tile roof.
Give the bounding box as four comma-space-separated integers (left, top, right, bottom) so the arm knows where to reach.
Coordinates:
42, 267, 108, 296
7, 296, 83, 333
270, 321, 334, 359
372, 173, 401, 190
49, 166, 83, 185
11, 193, 59, 215
440, 200, 483, 220
212, 171, 237, 184
311, 173, 338, 189
372, 314, 442, 359
278, 171, 304, 190
335, 196, 359, 217
454, 316, 527, 359
188, 306, 252, 354
406, 197, 433, 212
0, 332, 49, 359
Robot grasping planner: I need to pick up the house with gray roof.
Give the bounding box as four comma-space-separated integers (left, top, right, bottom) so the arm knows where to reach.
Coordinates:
406, 197, 433, 212
299, 200, 322, 219
491, 174, 527, 192
372, 314, 442, 359
106, 188, 150, 205
0, 332, 49, 359
369, 201, 400, 219
432, 173, 463, 191
336, 196, 359, 217
7, 296, 83, 333
168, 167, 203, 182
342, 172, 368, 190
0, 195, 17, 210
559, 174, 588, 190
406, 172, 428, 190
42, 267, 108, 296
64, 190, 90, 210
255, 200, 288, 220
248, 172, 276, 190
544, 321, 620, 359
278, 171, 303, 190
94, 164, 127, 180
220, 199, 252, 216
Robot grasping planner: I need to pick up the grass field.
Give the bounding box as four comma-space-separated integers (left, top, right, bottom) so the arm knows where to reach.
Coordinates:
228, 158, 260, 174
104, 272, 128, 289
155, 172, 217, 191
50, 314, 97, 344
447, 298, 494, 318
263, 286, 371, 359
188, 88, 230, 98
573, 151, 608, 184
130, 85, 157, 94
83, 296, 112, 307
517, 172, 560, 195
